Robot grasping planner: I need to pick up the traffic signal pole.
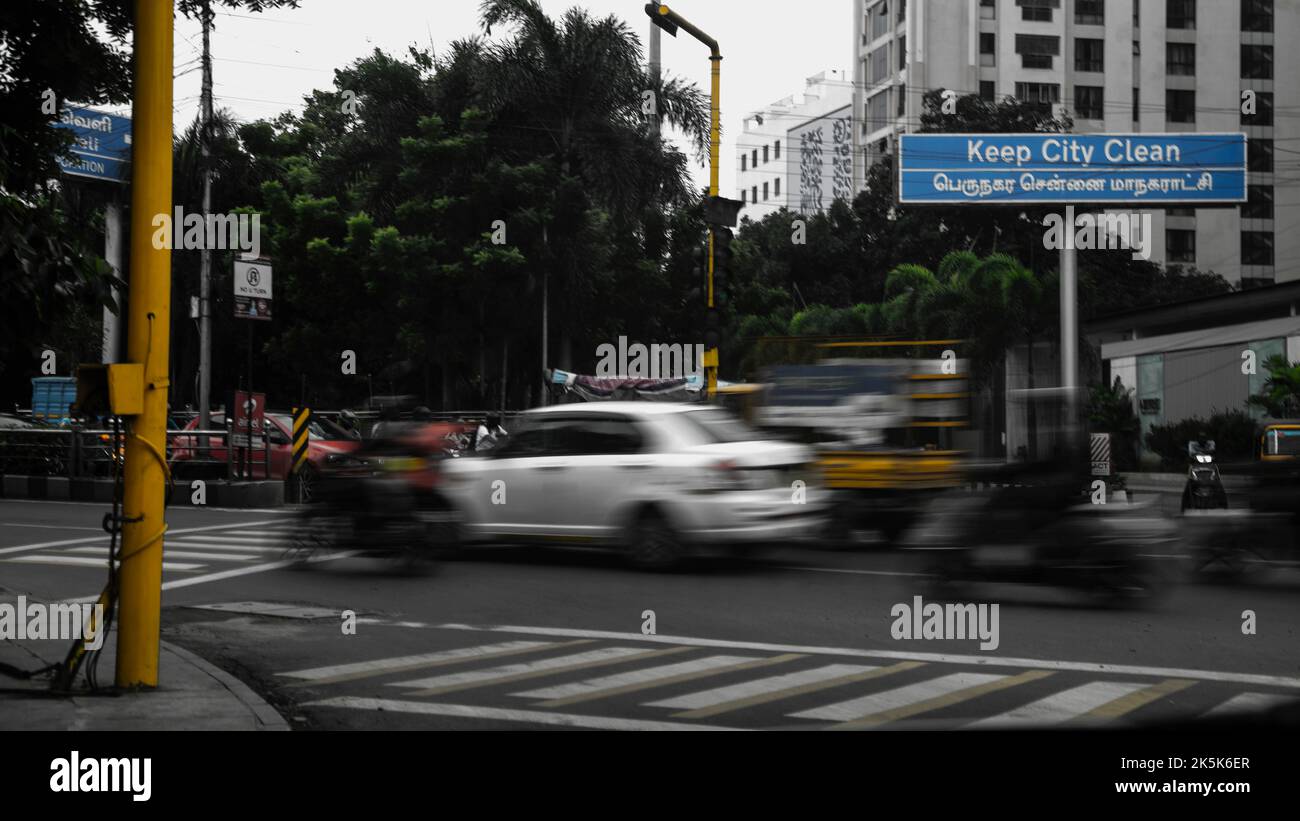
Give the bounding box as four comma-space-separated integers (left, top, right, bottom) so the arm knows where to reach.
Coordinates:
116, 0, 174, 688
647, 4, 722, 397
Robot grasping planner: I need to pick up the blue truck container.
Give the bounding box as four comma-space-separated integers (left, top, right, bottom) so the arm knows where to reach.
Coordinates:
31, 376, 78, 425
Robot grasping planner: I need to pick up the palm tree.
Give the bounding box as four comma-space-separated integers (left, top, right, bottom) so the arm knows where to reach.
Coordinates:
476, 0, 710, 372
1249, 354, 1300, 418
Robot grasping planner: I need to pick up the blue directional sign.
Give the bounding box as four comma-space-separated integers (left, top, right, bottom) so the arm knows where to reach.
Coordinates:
53, 106, 131, 184
898, 133, 1246, 205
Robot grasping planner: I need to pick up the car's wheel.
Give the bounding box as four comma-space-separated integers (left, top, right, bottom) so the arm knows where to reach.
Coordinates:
292, 463, 319, 504
626, 510, 685, 570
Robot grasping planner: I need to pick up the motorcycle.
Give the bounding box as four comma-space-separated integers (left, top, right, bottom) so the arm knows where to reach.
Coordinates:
1181, 439, 1227, 511
923, 462, 1177, 605
285, 427, 464, 570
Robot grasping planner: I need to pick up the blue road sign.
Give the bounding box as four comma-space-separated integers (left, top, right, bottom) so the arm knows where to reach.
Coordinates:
898, 133, 1246, 205
54, 106, 131, 184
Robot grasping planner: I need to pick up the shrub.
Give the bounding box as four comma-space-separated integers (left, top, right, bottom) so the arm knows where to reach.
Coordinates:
1144, 410, 1255, 470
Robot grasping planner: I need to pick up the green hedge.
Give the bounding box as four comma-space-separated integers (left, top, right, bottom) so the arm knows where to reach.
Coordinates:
1144, 410, 1256, 470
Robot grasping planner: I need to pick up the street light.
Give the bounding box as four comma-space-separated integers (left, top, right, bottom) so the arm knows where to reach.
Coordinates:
644, 3, 731, 397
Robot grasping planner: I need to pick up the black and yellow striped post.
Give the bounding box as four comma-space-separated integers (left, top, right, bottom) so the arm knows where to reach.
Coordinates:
291, 406, 311, 502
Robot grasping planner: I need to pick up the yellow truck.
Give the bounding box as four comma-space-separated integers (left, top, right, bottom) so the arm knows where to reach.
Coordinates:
724, 342, 969, 545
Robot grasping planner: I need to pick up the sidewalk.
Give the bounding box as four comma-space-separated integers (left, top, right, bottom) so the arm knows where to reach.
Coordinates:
0, 599, 288, 731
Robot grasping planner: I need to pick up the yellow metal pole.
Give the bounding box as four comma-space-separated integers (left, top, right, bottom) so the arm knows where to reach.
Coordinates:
704, 55, 721, 398
116, 0, 174, 688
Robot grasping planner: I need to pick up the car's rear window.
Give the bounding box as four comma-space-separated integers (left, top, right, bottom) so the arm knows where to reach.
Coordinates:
675, 408, 761, 444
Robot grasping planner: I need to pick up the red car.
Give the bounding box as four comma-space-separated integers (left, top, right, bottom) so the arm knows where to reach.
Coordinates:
170, 411, 359, 496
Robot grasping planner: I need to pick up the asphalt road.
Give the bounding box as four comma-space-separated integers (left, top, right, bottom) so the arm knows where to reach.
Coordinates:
3, 497, 1299, 730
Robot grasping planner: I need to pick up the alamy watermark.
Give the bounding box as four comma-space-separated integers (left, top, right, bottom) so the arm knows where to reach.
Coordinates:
595, 336, 704, 379
891, 595, 1000, 651
1042, 205, 1150, 261
0, 596, 104, 650
151, 206, 261, 259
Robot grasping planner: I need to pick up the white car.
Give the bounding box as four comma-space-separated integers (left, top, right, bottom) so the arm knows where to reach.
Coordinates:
438, 402, 828, 567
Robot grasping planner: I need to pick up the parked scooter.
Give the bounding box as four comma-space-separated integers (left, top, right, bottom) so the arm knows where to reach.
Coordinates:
1181, 435, 1227, 511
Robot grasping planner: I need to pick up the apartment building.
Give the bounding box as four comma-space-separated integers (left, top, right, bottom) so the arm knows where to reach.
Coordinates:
852, 0, 1298, 286
737, 70, 854, 218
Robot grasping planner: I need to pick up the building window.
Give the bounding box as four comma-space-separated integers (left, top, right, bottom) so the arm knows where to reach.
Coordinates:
898, 36, 907, 69
871, 1, 891, 38
752, 185, 758, 203
866, 88, 890, 131
1248, 138, 1274, 173
980, 32, 995, 54
1166, 0, 1195, 29
752, 149, 757, 168
980, 80, 995, 101
774, 140, 781, 159
1242, 0, 1273, 32
1243, 232, 1275, 266
1132, 86, 1139, 121
763, 145, 769, 164
1133, 40, 1140, 56
1244, 185, 1274, 221
1241, 45, 1273, 80
741, 154, 747, 172
1166, 207, 1194, 218
1074, 86, 1103, 119
1015, 81, 1061, 111
1075, 38, 1103, 72
1166, 43, 1195, 76
1165, 89, 1195, 123
1133, 0, 1139, 27
1242, 91, 1273, 127
980, 0, 996, 18
1166, 229, 1196, 263
762, 182, 769, 201
1075, 0, 1103, 24
1018, 0, 1057, 23
1015, 34, 1060, 69
869, 47, 889, 84
774, 177, 780, 197
897, 83, 906, 115
740, 190, 746, 204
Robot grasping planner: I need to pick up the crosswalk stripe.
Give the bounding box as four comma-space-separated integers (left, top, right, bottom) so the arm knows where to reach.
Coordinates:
279, 640, 574, 684
303, 696, 746, 731
173, 536, 289, 546
59, 546, 255, 562
4, 555, 204, 571
175, 532, 287, 545
162, 544, 282, 555
1081, 678, 1196, 721
522, 654, 806, 708
794, 669, 1053, 728
164, 542, 281, 553
658, 661, 925, 720
168, 538, 286, 549
1204, 691, 1297, 717
967, 681, 1147, 728
396, 646, 695, 698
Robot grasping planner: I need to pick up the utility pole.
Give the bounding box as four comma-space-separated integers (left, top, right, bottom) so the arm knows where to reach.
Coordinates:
649, 19, 661, 140
117, 0, 174, 688
197, 0, 214, 436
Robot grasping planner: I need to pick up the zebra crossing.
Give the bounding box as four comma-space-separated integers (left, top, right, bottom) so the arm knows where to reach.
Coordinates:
285, 630, 1300, 730
1, 520, 298, 575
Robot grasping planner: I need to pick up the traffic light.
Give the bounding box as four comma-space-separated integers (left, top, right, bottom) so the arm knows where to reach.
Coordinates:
704, 306, 721, 351
711, 227, 734, 308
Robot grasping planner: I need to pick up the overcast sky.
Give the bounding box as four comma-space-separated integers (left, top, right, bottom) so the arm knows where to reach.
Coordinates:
167, 0, 853, 197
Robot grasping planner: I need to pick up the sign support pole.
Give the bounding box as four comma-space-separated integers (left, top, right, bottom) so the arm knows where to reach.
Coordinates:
1060, 225, 1078, 439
